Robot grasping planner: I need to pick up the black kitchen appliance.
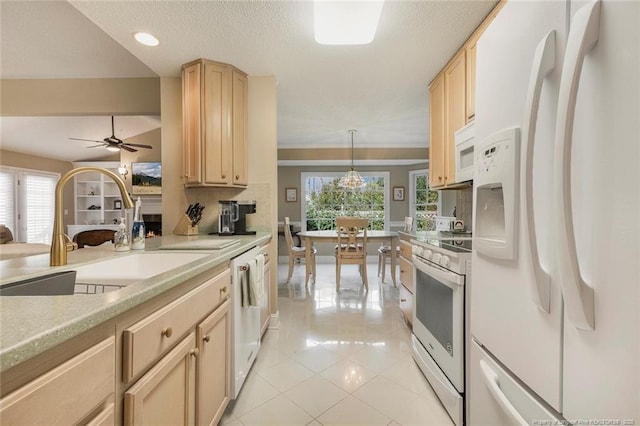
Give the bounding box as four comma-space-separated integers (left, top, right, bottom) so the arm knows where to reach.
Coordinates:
235, 200, 257, 235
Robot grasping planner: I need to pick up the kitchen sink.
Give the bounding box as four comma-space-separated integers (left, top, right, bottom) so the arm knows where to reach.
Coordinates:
0, 271, 77, 296
1, 252, 209, 296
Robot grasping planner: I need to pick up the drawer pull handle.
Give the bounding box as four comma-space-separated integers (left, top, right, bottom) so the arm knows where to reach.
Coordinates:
161, 327, 173, 338
220, 286, 228, 295
190, 348, 199, 358
203, 335, 211, 343
235, 175, 240, 180
400, 298, 407, 302
222, 174, 226, 179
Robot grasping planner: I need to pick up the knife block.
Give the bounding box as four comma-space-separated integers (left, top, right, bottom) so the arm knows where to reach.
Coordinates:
173, 214, 198, 236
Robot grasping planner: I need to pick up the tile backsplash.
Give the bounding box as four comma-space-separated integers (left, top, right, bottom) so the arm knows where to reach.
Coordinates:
456, 187, 473, 232
182, 183, 272, 234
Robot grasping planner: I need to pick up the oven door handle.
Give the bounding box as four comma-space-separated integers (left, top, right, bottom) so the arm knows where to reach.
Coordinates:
412, 255, 464, 288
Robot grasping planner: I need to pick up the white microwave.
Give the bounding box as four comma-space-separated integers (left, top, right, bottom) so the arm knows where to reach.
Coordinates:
454, 121, 475, 183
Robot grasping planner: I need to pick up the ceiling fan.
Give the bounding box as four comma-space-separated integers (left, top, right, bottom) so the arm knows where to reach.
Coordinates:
69, 116, 153, 152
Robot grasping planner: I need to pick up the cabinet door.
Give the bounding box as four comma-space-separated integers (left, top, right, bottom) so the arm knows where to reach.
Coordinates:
0, 337, 115, 425
182, 63, 203, 185
231, 70, 248, 186
399, 284, 413, 328
203, 61, 232, 186
465, 39, 477, 122
196, 299, 231, 426
429, 73, 446, 188
399, 255, 414, 293
260, 254, 271, 335
124, 333, 196, 426
444, 50, 466, 186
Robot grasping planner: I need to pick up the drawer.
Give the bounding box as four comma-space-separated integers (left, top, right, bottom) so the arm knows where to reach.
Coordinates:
122, 269, 230, 383
399, 284, 413, 328
399, 256, 414, 292
399, 240, 412, 260
0, 337, 115, 425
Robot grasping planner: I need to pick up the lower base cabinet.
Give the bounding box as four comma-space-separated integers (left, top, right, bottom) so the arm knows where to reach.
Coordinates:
124, 334, 197, 425
0, 337, 115, 425
196, 299, 231, 426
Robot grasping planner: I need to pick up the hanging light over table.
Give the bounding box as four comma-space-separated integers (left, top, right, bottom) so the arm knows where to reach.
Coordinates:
339, 130, 366, 189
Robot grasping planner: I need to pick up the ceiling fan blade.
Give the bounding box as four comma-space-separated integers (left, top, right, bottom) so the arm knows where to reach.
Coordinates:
70, 137, 103, 143
120, 145, 137, 152
123, 143, 153, 149
86, 144, 107, 149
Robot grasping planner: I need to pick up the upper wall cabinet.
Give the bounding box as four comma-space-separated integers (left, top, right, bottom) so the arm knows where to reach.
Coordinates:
182, 59, 248, 188
428, 0, 505, 189
429, 51, 466, 189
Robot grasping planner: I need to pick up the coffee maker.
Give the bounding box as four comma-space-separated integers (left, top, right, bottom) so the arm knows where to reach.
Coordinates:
218, 200, 238, 236
235, 200, 257, 235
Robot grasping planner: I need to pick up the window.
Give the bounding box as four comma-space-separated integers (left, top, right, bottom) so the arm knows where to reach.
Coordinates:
0, 166, 58, 243
409, 169, 440, 231
301, 172, 389, 231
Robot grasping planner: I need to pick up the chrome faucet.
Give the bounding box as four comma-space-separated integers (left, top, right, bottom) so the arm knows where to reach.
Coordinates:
51, 167, 134, 266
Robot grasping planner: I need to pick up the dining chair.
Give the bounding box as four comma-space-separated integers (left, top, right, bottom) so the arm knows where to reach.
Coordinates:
284, 217, 316, 284
335, 216, 369, 291
377, 216, 414, 284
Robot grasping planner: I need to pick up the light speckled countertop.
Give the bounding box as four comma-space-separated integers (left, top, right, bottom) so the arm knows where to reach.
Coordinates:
0, 232, 271, 373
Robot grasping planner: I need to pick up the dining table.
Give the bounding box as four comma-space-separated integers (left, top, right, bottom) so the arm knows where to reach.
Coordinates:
296, 230, 399, 287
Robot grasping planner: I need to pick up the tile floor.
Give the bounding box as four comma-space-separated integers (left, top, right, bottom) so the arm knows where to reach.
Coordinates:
221, 262, 453, 426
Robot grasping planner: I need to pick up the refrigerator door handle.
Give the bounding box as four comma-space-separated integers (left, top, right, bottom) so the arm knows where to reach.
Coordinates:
553, 0, 600, 331
521, 30, 556, 313
479, 360, 528, 425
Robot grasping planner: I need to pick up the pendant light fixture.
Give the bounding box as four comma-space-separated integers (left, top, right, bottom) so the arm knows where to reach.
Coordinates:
339, 129, 366, 189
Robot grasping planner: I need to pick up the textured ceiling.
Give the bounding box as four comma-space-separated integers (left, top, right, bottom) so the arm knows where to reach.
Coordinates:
1, 0, 497, 160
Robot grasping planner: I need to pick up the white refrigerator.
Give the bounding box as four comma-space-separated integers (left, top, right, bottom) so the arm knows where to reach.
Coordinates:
470, 0, 639, 423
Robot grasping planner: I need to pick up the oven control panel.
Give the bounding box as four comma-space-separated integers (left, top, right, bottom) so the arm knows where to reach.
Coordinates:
411, 240, 470, 275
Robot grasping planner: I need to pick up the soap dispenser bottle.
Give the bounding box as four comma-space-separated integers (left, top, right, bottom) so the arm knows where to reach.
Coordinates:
131, 197, 146, 250
114, 217, 130, 252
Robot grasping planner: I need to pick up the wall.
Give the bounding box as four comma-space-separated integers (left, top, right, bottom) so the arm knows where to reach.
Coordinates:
0, 150, 75, 228
1, 78, 160, 116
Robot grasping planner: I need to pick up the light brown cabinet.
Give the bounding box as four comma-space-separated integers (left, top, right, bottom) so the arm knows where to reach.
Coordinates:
398, 240, 415, 327
429, 50, 467, 189
465, 35, 478, 122
124, 333, 196, 425
196, 299, 231, 426
123, 269, 232, 426
182, 59, 248, 188
428, 0, 506, 189
0, 337, 115, 425
260, 243, 272, 336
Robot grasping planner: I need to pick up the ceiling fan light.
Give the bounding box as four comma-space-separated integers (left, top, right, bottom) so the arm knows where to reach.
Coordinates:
134, 32, 159, 47
106, 145, 120, 152
314, 0, 384, 45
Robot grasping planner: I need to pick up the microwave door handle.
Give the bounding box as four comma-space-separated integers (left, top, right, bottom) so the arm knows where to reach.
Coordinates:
553, 0, 600, 331
479, 360, 528, 426
412, 255, 464, 288
521, 30, 556, 313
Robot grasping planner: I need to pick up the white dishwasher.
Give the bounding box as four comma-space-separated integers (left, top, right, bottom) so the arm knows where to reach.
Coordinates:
230, 246, 261, 399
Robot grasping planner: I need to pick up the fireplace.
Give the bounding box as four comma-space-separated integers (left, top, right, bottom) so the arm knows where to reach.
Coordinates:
143, 214, 162, 237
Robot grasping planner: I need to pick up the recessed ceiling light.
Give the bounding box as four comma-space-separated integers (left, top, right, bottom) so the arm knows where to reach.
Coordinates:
314, 0, 384, 45
134, 32, 159, 47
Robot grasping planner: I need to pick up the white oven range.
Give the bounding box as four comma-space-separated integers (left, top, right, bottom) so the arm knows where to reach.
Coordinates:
410, 237, 471, 426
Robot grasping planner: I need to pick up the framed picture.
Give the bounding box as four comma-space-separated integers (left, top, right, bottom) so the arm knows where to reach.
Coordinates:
113, 200, 122, 210
286, 188, 297, 202
393, 186, 405, 201
132, 162, 162, 195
